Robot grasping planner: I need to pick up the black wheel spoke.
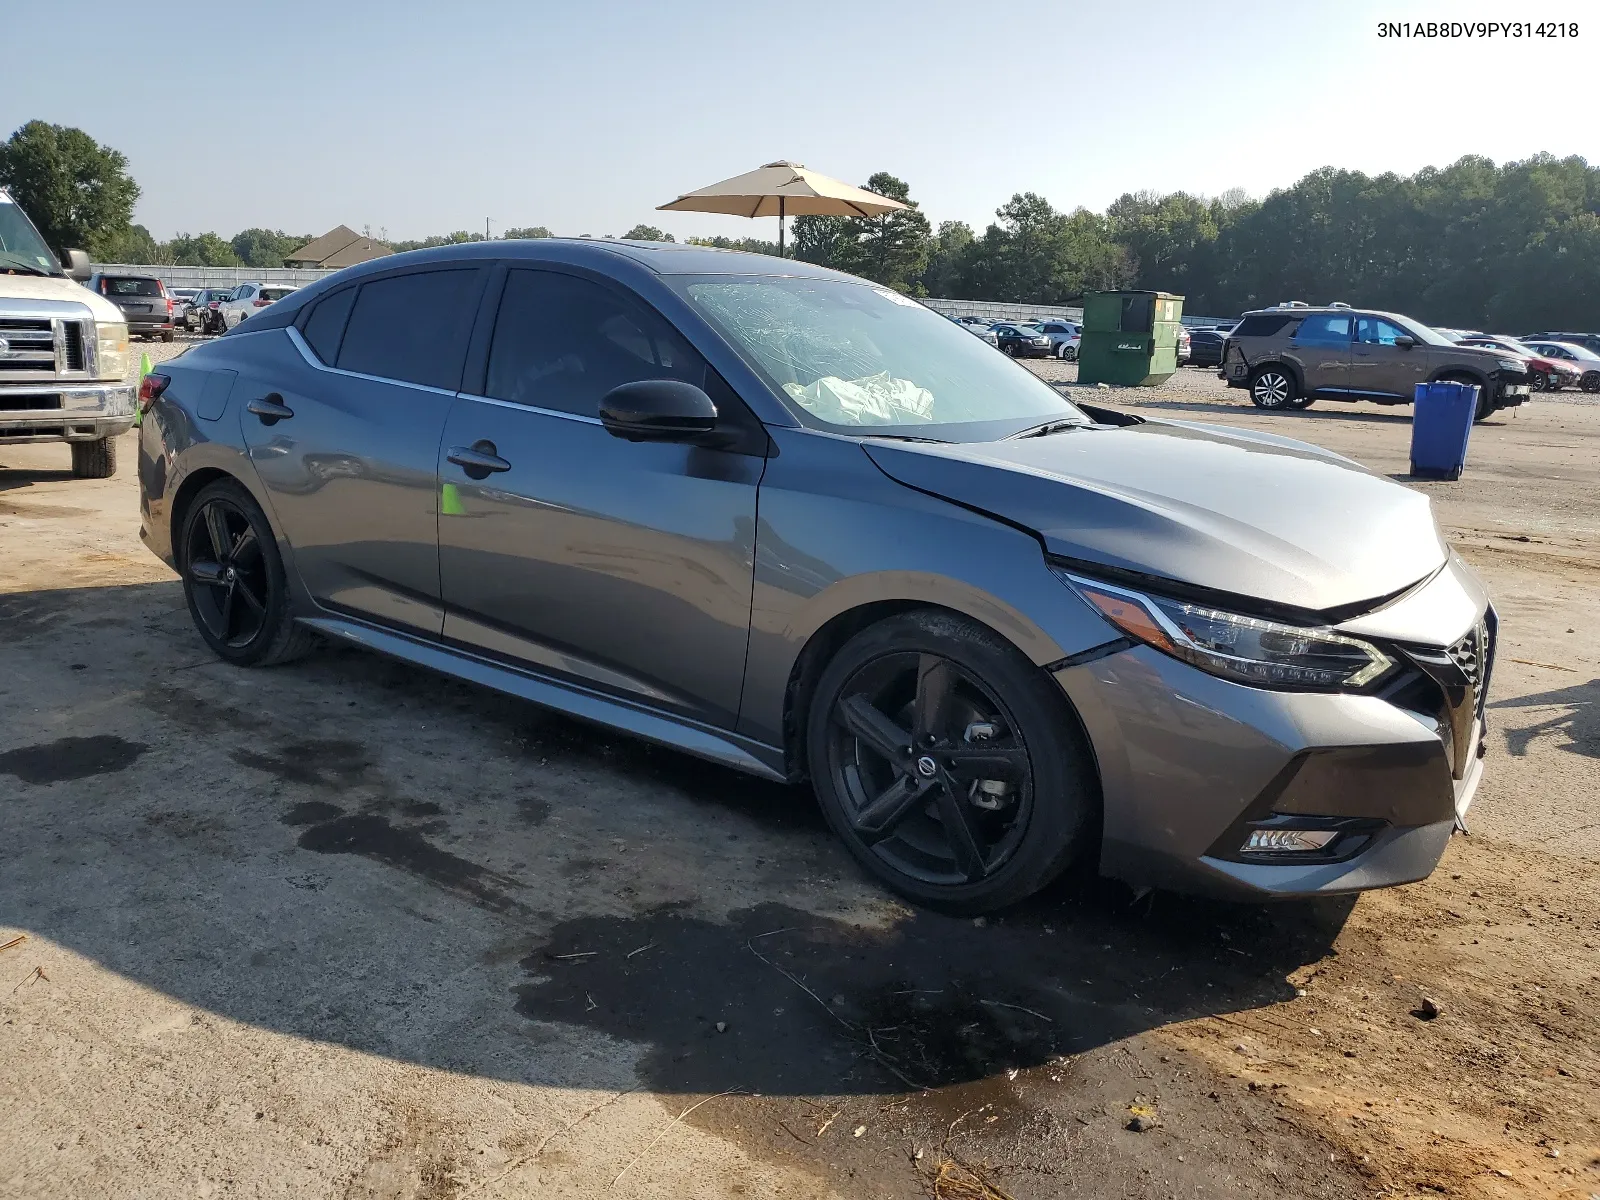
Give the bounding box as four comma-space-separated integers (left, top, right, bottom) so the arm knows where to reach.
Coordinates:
944, 742, 1029, 782
836, 694, 911, 764
853, 773, 933, 844
189, 560, 226, 588
912, 654, 955, 742
218, 585, 237, 641
230, 527, 260, 565
234, 578, 266, 616
934, 775, 989, 881
203, 503, 232, 562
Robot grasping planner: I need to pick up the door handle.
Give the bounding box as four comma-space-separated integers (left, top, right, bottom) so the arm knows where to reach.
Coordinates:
247, 394, 294, 425
447, 441, 511, 480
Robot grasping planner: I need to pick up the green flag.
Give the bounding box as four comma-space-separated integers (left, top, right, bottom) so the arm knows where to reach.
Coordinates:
440, 482, 467, 516
135, 352, 153, 427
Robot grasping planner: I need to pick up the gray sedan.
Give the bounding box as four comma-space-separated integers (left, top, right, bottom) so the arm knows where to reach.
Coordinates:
137, 241, 1493, 912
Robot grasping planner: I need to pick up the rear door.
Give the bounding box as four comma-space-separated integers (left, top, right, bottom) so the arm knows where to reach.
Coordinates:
237, 266, 485, 634
1286, 312, 1352, 395
1352, 314, 1427, 400
436, 265, 765, 727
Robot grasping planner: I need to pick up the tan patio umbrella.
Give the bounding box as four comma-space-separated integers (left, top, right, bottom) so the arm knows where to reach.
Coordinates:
658, 160, 909, 257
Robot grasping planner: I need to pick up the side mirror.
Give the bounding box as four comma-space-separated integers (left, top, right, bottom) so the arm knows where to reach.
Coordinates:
1394, 335, 1416, 349
599, 379, 718, 443
64, 249, 92, 281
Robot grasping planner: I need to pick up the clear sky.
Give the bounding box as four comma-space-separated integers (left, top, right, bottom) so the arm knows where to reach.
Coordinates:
3, 0, 1593, 243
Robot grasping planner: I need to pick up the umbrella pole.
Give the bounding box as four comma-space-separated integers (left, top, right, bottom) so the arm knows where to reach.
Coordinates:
778, 197, 785, 258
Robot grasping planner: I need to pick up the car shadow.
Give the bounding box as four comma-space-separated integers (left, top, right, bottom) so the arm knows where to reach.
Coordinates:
1489, 675, 1599, 760
3, 582, 1354, 1120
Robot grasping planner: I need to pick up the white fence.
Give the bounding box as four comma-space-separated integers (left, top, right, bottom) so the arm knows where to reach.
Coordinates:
91, 263, 340, 289
91, 265, 1240, 327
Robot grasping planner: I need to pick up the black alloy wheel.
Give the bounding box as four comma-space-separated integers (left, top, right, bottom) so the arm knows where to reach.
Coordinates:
185, 495, 270, 650
1583, 371, 1600, 393
1249, 366, 1296, 409
807, 611, 1096, 913
179, 480, 315, 666
1531, 370, 1549, 392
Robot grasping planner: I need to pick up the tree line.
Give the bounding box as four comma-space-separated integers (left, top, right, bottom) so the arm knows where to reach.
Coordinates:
4, 120, 1597, 330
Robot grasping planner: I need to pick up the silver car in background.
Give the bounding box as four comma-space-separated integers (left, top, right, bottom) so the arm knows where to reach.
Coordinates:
139, 241, 1494, 913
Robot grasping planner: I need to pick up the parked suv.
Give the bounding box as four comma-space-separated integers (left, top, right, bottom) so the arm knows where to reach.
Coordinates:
1037, 320, 1081, 360
217, 282, 298, 331
1221, 305, 1530, 421
86, 273, 176, 342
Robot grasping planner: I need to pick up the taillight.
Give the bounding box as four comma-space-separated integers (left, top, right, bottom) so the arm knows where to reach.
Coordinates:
138, 372, 170, 413
252, 299, 271, 307
208, 301, 220, 309
165, 297, 174, 315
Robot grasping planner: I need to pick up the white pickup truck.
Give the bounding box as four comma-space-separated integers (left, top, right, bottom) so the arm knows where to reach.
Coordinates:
1, 187, 137, 477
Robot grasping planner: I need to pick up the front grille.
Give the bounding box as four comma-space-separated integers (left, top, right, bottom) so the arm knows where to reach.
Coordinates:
0, 316, 58, 373
1400, 609, 1496, 780
0, 393, 63, 412
62, 320, 86, 371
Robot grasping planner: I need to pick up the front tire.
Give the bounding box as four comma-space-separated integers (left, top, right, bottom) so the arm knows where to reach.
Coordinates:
1249, 365, 1298, 409
179, 479, 315, 667
1582, 371, 1600, 393
1531, 370, 1548, 392
70, 438, 117, 478
806, 610, 1097, 914
1063, 344, 1078, 362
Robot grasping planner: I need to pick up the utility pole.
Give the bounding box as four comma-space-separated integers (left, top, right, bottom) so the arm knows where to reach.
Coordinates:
485, 217, 493, 241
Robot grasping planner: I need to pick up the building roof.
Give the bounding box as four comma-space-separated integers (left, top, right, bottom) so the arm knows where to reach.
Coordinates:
285, 225, 392, 268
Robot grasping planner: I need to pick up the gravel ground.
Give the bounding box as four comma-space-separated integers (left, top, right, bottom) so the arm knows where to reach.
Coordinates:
1, 340, 1596, 1199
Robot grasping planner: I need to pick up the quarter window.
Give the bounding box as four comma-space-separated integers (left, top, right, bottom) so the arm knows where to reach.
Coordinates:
485, 269, 706, 417
1294, 314, 1353, 346
336, 269, 482, 390
301, 286, 356, 364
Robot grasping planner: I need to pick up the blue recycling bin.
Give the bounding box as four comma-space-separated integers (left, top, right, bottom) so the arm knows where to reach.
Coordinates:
1410, 381, 1477, 480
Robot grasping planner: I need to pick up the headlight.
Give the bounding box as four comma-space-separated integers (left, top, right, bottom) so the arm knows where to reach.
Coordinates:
1056, 571, 1393, 692
95, 320, 131, 381
1496, 358, 1522, 372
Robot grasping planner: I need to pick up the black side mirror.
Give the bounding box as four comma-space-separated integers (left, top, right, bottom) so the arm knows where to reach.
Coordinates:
599, 379, 718, 443
63, 249, 92, 281
1394, 335, 1416, 349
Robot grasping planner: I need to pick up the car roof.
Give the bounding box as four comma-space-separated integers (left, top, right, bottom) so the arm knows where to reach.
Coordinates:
1242, 305, 1415, 324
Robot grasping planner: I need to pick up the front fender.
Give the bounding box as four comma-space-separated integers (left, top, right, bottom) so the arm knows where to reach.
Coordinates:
737, 429, 1118, 747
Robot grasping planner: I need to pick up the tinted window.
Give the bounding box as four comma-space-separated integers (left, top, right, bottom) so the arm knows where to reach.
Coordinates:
485, 269, 706, 416
1294, 314, 1352, 346
260, 287, 296, 302
302, 286, 355, 364
337, 269, 481, 390
1233, 313, 1295, 337
101, 277, 162, 297
1355, 316, 1408, 345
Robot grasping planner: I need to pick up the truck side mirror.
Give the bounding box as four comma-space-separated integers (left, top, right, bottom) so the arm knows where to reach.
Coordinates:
63, 249, 92, 281
1394, 335, 1416, 350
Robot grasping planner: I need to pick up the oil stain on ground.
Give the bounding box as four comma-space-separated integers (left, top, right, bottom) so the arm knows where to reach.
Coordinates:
232, 739, 372, 789
289, 805, 526, 915
515, 896, 1358, 1198
0, 734, 146, 784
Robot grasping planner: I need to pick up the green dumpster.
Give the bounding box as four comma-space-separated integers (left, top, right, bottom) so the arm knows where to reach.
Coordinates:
1077, 291, 1184, 386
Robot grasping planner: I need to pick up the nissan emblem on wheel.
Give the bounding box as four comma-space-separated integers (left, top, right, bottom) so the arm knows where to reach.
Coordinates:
140, 241, 1495, 913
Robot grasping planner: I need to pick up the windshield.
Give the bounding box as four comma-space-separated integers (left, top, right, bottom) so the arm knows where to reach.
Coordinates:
0, 191, 62, 274
1403, 319, 1459, 347
101, 277, 163, 296
677, 276, 1082, 439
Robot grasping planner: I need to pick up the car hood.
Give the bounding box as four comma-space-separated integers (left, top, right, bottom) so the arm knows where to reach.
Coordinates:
864, 419, 1448, 614
0, 273, 124, 323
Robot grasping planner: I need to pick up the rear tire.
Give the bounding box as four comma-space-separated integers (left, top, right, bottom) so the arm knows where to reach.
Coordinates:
178, 479, 316, 667
1531, 370, 1548, 392
1248, 365, 1298, 409
1582, 371, 1600, 393
1063, 344, 1078, 362
70, 438, 116, 479
805, 609, 1098, 914
161, 329, 175, 343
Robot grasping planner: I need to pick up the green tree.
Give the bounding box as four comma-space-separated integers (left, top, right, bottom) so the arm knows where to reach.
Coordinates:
502, 226, 552, 239
621, 224, 674, 242
0, 121, 140, 256
921, 220, 975, 297
686, 234, 782, 256
166, 232, 241, 266
230, 228, 309, 268
95, 223, 163, 264
792, 171, 932, 292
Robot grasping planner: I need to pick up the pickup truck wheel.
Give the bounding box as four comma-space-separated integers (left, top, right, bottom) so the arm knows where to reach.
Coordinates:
179, 479, 315, 667
1249, 366, 1297, 409
70, 438, 117, 479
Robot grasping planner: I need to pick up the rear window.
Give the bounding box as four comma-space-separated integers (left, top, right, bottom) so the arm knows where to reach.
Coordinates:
101, 277, 163, 297
1232, 312, 1297, 338
260, 287, 296, 302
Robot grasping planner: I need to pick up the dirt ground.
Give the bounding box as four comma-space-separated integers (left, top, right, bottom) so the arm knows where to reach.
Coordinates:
1, 341, 1597, 1199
